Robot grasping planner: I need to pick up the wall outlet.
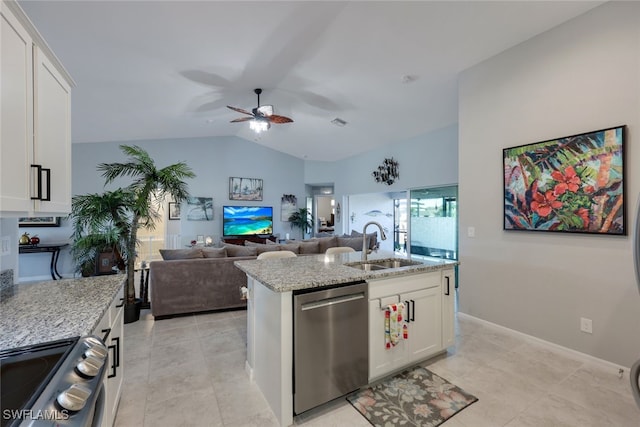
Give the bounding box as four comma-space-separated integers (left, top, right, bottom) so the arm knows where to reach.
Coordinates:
580, 317, 593, 334
467, 226, 475, 238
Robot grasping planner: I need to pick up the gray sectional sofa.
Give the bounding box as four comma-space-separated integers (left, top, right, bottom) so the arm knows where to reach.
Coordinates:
149, 235, 376, 318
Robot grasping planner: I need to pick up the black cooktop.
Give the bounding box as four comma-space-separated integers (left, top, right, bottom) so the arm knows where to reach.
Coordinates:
0, 337, 78, 427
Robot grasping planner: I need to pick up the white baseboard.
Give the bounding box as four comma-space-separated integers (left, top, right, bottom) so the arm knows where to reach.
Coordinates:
457, 311, 630, 373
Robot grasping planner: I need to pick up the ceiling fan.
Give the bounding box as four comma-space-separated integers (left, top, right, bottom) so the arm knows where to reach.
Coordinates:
227, 88, 293, 133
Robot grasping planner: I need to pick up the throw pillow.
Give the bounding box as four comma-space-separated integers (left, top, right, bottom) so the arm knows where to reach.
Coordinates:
265, 239, 279, 245
336, 236, 363, 251
350, 230, 378, 250
159, 248, 204, 260
255, 244, 280, 254
223, 244, 258, 257
308, 236, 338, 253
297, 241, 321, 254
202, 247, 227, 258
279, 243, 300, 254
244, 240, 260, 246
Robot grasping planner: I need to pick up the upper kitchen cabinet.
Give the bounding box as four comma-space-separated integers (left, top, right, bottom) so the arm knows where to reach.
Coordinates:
1, 0, 74, 215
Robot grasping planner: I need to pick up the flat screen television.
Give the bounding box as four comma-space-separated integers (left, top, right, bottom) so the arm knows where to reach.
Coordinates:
223, 206, 273, 237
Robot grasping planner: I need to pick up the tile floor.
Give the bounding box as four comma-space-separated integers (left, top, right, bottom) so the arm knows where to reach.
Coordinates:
114, 307, 640, 427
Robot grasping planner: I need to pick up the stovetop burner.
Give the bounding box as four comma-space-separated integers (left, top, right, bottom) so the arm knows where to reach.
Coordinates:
0, 338, 78, 427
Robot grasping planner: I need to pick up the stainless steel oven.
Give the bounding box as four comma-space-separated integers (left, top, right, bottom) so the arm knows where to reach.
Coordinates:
1, 336, 108, 427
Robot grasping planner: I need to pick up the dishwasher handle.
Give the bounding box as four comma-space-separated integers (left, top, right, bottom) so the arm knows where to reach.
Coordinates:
300, 292, 365, 311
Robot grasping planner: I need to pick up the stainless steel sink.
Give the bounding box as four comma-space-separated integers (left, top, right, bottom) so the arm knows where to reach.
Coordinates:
346, 258, 423, 271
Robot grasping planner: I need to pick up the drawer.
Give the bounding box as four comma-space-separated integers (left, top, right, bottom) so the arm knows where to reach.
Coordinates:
109, 286, 125, 324
368, 271, 441, 300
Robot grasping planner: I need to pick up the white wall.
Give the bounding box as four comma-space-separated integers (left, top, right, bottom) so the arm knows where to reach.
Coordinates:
458, 2, 640, 367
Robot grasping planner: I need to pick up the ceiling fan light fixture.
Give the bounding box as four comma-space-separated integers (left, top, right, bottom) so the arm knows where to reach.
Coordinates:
250, 119, 270, 133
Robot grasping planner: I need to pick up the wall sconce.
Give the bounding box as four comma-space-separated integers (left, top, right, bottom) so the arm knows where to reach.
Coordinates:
372, 157, 399, 185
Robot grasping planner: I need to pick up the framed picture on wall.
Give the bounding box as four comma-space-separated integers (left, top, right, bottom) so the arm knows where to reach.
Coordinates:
229, 177, 263, 201
503, 125, 626, 235
168, 202, 180, 220
18, 217, 61, 227
186, 197, 213, 221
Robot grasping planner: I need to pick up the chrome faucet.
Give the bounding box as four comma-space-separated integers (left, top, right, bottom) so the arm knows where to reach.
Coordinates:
361, 221, 387, 262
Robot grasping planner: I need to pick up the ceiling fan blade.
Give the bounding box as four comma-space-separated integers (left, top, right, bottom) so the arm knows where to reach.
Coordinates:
230, 116, 255, 123
268, 115, 294, 124
227, 105, 253, 116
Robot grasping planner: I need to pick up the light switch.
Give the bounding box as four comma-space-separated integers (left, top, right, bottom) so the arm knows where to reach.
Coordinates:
1, 236, 10, 255
467, 227, 475, 238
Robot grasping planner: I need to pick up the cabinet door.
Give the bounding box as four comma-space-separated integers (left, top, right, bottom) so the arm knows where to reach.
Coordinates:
402, 286, 442, 364
441, 269, 456, 349
106, 305, 124, 427
368, 297, 407, 381
33, 46, 71, 213
0, 3, 33, 212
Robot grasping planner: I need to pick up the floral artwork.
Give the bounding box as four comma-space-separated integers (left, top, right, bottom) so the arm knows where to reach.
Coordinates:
503, 126, 626, 235
347, 366, 477, 426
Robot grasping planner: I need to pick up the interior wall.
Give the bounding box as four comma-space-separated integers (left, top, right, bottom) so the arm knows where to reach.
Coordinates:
458, 2, 640, 367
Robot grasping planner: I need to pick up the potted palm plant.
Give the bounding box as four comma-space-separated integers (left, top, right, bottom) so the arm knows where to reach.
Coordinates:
71, 145, 194, 323
98, 145, 195, 323
70, 188, 134, 277
288, 208, 314, 239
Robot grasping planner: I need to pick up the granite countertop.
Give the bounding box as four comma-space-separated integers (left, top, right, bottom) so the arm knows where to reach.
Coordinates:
234, 251, 458, 293
0, 274, 125, 351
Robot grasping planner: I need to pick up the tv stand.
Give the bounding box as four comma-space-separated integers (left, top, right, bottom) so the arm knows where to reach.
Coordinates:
223, 235, 276, 246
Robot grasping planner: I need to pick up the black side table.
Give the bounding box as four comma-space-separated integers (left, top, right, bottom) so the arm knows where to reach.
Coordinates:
18, 243, 69, 280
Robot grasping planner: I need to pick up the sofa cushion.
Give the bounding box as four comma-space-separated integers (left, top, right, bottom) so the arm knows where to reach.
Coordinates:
279, 243, 300, 254
297, 240, 321, 254
223, 244, 258, 257
309, 236, 338, 253
159, 248, 204, 260
350, 230, 378, 250
255, 244, 280, 254
202, 247, 227, 258
336, 236, 363, 251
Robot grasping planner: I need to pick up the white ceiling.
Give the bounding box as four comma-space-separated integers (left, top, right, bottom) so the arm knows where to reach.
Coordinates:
19, 1, 603, 161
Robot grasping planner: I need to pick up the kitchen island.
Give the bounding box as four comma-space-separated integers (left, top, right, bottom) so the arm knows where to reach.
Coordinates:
235, 251, 457, 426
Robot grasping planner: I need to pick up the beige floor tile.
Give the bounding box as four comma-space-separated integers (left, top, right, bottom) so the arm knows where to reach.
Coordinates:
144, 386, 223, 427
151, 323, 200, 347
487, 349, 573, 390
505, 393, 611, 427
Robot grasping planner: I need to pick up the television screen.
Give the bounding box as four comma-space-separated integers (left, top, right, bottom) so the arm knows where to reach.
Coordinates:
223, 206, 273, 236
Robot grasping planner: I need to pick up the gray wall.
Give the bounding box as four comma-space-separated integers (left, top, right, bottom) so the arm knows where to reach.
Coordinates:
458, 2, 640, 367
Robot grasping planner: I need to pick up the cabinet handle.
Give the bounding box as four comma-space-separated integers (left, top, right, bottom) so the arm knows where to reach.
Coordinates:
115, 298, 124, 308
41, 168, 51, 201
107, 344, 117, 378
113, 336, 120, 368
101, 327, 111, 342
410, 299, 415, 322
445, 276, 450, 296
404, 300, 410, 323
30, 165, 42, 200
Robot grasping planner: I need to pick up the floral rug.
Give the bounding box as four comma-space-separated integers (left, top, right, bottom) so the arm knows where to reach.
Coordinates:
347, 366, 478, 427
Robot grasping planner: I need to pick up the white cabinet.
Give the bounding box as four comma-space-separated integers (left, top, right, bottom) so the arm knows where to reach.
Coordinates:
0, 1, 73, 215
441, 269, 456, 349
92, 287, 124, 427
368, 270, 452, 381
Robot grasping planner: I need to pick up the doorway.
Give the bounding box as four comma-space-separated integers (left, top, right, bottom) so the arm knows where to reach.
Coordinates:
409, 185, 458, 260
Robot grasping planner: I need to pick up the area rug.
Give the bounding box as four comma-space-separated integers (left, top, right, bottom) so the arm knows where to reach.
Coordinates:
347, 366, 478, 427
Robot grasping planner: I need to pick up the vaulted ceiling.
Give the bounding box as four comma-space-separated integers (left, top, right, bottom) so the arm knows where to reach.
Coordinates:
19, 1, 603, 161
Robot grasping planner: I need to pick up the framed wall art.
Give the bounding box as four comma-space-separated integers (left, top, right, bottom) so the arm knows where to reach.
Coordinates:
168, 202, 180, 220
186, 197, 213, 221
18, 217, 61, 227
229, 177, 263, 201
503, 125, 626, 235
281, 194, 297, 221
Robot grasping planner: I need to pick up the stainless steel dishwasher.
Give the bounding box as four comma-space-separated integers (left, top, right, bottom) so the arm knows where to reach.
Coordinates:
293, 281, 368, 414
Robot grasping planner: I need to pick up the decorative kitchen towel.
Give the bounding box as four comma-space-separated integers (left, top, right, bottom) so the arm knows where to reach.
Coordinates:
385, 302, 405, 348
